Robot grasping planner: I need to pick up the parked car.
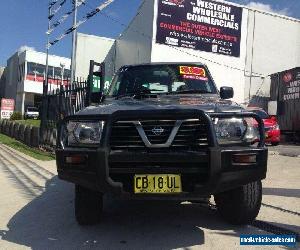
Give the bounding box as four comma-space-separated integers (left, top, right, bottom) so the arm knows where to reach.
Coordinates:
24, 106, 39, 120
56, 63, 267, 225
247, 107, 280, 146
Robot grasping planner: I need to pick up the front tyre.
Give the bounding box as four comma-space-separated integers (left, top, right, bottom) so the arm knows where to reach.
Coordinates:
75, 185, 103, 225
214, 181, 262, 225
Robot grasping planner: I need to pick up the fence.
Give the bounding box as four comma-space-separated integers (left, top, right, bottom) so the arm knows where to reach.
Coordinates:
40, 79, 90, 149
38, 60, 104, 150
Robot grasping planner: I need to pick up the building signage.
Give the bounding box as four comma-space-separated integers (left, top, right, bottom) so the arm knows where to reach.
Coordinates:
282, 69, 300, 101
0, 98, 15, 119
156, 0, 243, 57
92, 76, 112, 93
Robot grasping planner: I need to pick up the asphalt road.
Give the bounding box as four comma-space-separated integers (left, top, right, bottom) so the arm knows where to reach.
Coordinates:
0, 144, 299, 250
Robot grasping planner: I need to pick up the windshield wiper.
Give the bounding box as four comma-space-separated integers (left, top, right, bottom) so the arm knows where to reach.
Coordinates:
168, 89, 212, 94
115, 91, 159, 100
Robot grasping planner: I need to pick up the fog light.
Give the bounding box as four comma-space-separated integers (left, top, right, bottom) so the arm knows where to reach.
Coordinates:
65, 155, 87, 164
232, 154, 256, 164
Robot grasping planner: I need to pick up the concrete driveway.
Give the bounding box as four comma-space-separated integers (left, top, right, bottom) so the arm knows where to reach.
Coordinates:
268, 144, 300, 158
0, 144, 299, 249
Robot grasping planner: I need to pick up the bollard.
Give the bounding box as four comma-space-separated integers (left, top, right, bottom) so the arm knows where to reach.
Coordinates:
18, 124, 26, 142
4, 121, 11, 136
9, 122, 15, 137
31, 127, 40, 147
24, 125, 32, 146
0, 120, 4, 133
13, 123, 20, 139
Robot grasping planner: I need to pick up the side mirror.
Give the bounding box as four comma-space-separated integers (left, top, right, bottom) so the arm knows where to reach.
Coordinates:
90, 91, 104, 104
220, 86, 234, 99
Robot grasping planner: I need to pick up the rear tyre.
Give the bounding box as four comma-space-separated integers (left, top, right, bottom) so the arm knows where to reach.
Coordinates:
214, 181, 262, 225
75, 185, 103, 225
271, 142, 279, 146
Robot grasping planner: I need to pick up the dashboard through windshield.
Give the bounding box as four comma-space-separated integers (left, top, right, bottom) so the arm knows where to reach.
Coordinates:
108, 64, 218, 97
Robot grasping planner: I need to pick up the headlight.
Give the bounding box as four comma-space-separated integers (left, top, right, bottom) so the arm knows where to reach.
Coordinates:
66, 121, 105, 147
213, 118, 259, 145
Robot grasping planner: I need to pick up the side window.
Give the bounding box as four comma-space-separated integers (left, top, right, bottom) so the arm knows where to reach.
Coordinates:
108, 73, 119, 96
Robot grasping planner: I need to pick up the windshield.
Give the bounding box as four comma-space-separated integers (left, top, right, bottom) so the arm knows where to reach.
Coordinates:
108, 64, 218, 97
27, 107, 39, 112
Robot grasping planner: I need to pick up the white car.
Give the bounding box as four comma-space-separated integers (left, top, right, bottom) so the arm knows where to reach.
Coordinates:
24, 107, 39, 119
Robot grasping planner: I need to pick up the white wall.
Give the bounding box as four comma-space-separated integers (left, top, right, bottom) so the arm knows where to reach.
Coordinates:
245, 10, 300, 100
23, 80, 43, 94
113, 0, 155, 71
75, 33, 114, 79
24, 50, 70, 69
150, 0, 300, 104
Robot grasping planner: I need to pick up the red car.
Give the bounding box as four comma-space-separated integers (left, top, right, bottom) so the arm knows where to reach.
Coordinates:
247, 108, 280, 146
247, 107, 280, 146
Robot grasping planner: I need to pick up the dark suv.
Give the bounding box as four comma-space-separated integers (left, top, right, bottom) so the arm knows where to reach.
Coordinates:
56, 63, 267, 225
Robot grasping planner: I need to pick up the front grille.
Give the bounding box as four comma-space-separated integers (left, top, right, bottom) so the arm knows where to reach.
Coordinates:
173, 119, 208, 149
110, 122, 144, 148
141, 120, 175, 144
110, 118, 209, 151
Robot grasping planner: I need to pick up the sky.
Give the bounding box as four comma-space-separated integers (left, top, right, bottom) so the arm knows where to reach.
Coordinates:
0, 0, 299, 66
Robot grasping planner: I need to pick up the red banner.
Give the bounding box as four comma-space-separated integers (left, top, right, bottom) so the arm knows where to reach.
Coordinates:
1, 99, 15, 111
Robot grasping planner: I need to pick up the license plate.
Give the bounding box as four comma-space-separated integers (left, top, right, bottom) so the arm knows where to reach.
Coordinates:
134, 174, 182, 194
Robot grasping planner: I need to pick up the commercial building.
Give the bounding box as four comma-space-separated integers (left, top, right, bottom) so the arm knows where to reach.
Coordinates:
102, 0, 300, 105
0, 67, 6, 99
3, 50, 70, 115
75, 33, 114, 80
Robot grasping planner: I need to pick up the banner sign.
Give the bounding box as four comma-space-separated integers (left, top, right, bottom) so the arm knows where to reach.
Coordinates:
0, 98, 15, 119
92, 76, 112, 93
156, 0, 243, 57
281, 69, 300, 101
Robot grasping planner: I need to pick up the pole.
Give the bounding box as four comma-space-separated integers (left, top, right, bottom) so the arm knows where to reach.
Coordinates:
70, 0, 78, 83
40, 3, 52, 146
45, 6, 51, 95
61, 63, 65, 86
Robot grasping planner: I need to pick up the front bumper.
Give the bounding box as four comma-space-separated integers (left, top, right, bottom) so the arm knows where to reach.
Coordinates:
56, 146, 268, 198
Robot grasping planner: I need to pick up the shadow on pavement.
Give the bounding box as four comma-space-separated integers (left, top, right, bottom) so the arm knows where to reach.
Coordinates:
263, 187, 300, 198
0, 176, 254, 250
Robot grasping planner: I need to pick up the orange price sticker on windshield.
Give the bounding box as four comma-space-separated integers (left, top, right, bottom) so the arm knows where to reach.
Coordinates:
179, 66, 206, 77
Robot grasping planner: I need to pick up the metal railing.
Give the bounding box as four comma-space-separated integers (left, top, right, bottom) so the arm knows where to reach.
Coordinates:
40, 78, 90, 149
